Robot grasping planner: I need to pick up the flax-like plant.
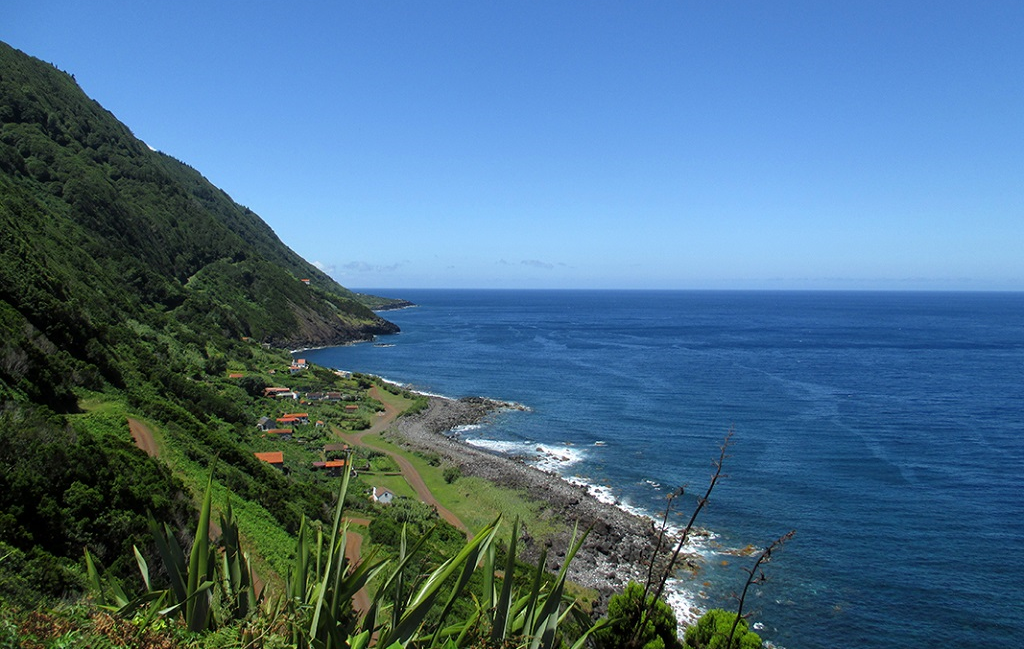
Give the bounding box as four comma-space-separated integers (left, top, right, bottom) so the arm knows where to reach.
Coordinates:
84, 467, 262, 633
435, 518, 605, 649
284, 453, 388, 648
374, 517, 502, 648
87, 455, 605, 648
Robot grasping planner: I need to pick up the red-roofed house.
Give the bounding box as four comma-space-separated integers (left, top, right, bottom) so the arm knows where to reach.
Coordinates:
266, 428, 293, 440
254, 451, 284, 467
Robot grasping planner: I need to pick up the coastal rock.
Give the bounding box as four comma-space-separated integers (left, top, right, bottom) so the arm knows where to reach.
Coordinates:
384, 394, 673, 611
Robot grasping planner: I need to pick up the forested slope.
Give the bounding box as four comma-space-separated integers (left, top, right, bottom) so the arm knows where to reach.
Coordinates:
0, 41, 402, 607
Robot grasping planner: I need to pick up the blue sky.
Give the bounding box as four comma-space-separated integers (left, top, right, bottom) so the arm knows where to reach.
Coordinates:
5, 1, 1023, 290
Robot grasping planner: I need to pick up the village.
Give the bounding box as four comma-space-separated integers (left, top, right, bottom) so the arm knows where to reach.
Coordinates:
245, 358, 400, 508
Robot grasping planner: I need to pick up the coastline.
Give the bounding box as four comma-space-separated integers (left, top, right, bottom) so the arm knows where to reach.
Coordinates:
382, 392, 701, 618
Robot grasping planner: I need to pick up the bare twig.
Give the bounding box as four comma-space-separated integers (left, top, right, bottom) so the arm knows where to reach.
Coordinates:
651, 430, 732, 606
725, 530, 796, 648
625, 431, 733, 648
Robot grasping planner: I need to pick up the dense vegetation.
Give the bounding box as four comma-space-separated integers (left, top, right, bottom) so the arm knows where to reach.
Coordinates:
0, 40, 405, 610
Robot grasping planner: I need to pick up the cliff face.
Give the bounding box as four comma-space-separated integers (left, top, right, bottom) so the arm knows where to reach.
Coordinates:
0, 40, 398, 408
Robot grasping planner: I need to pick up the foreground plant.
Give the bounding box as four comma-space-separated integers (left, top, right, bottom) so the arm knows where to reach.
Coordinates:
599, 433, 795, 649
83, 453, 602, 648
85, 469, 262, 634
283, 461, 597, 649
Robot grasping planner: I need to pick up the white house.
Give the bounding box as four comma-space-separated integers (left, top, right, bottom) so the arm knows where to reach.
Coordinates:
371, 487, 395, 505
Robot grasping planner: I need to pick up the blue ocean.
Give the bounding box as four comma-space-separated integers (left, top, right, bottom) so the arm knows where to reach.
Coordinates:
303, 290, 1024, 648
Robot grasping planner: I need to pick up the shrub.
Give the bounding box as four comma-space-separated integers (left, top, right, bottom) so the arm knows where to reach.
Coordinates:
683, 609, 761, 649
443, 464, 462, 484
596, 581, 682, 649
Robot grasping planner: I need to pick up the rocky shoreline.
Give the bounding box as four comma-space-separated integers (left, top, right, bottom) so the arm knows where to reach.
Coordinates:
382, 394, 695, 613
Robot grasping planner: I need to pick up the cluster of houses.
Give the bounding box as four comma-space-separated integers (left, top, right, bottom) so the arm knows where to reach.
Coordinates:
253, 435, 395, 504
255, 412, 326, 440
248, 363, 396, 505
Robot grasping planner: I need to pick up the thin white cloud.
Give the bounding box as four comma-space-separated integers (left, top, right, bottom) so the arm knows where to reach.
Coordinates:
521, 259, 555, 270
340, 261, 404, 273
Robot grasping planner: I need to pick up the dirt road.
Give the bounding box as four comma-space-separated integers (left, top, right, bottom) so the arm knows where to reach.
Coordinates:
338, 387, 468, 534
128, 418, 159, 457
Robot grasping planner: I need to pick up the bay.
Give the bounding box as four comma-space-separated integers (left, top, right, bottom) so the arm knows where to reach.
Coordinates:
302, 289, 1024, 649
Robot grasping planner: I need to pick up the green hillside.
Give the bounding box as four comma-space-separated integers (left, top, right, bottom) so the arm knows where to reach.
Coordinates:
0, 41, 406, 606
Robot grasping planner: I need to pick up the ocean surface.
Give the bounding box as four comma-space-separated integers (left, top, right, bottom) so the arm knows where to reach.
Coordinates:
302, 290, 1024, 649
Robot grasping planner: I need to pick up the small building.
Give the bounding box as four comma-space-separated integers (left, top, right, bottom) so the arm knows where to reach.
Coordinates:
264, 387, 291, 398
324, 459, 346, 477
266, 428, 293, 440
254, 451, 284, 467
282, 413, 310, 425
276, 417, 300, 426
256, 416, 273, 432
371, 487, 395, 505
228, 372, 244, 379
344, 404, 359, 412
315, 420, 325, 428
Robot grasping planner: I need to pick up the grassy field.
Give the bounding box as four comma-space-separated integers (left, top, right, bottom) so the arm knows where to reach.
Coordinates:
355, 429, 562, 542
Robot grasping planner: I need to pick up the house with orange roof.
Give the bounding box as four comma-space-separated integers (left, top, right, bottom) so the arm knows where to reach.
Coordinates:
263, 387, 292, 398
282, 413, 309, 424
266, 428, 293, 440
325, 459, 346, 477
254, 451, 284, 467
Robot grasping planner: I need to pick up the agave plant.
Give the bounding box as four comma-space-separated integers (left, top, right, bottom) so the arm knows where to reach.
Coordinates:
84, 468, 262, 633
283, 457, 388, 648
87, 455, 603, 648
437, 518, 606, 649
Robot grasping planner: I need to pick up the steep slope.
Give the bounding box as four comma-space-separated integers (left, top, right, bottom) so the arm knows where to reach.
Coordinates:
0, 41, 405, 605
0, 41, 398, 359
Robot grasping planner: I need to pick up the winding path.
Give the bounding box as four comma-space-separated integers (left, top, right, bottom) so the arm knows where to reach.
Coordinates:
128, 418, 159, 457
339, 387, 468, 534
344, 517, 371, 615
